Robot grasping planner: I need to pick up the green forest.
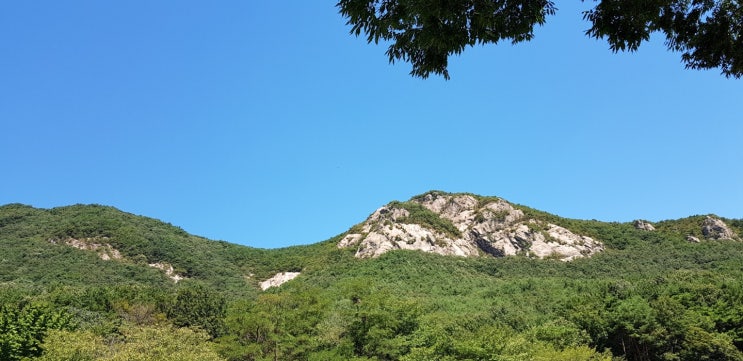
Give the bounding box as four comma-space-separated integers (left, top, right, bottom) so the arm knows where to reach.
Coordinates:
2, 196, 743, 361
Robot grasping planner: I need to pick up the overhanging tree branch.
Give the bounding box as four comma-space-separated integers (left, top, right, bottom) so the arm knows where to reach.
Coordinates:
337, 0, 743, 79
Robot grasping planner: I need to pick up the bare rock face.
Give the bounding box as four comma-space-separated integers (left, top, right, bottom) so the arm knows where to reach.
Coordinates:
633, 220, 656, 231
260, 272, 300, 290
52, 237, 124, 261
701, 216, 736, 240
336, 203, 479, 258
51, 237, 187, 282
338, 192, 603, 261
148, 262, 186, 283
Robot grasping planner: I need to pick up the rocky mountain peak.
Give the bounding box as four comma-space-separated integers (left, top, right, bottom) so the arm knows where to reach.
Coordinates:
338, 191, 603, 261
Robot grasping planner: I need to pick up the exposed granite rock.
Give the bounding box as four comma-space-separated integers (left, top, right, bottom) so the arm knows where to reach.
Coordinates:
336, 203, 479, 258
51, 236, 186, 282
633, 220, 656, 231
260, 272, 301, 290
338, 192, 603, 261
686, 235, 701, 243
52, 237, 124, 261
701, 216, 735, 240
148, 262, 186, 283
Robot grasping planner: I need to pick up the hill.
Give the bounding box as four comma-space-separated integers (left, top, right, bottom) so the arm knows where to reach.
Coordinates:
0, 203, 337, 296
339, 191, 604, 260
2, 191, 743, 361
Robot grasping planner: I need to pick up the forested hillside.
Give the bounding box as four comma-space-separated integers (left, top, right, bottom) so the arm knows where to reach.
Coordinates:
2, 194, 743, 360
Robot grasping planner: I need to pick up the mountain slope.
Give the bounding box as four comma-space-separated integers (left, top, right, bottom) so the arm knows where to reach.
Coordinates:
2, 193, 743, 361
338, 191, 604, 260
337, 191, 740, 260
2, 193, 741, 292
0, 203, 337, 296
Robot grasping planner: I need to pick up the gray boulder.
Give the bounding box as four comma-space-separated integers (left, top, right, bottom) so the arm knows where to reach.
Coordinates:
633, 220, 656, 231
701, 216, 735, 240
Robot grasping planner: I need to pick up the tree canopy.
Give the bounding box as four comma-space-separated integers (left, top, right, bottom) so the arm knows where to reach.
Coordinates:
2, 203, 743, 360
337, 0, 743, 79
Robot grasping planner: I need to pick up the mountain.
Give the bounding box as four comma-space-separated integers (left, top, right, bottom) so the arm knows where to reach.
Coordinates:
2, 192, 743, 361
0, 203, 336, 297
338, 191, 604, 260
2, 192, 741, 292
2, 192, 741, 293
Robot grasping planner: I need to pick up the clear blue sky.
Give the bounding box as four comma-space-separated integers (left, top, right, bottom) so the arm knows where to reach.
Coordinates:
1, 1, 741, 248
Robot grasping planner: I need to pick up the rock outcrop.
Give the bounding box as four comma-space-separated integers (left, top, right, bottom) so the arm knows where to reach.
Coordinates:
701, 216, 736, 240
51, 237, 123, 261
148, 262, 186, 283
338, 192, 603, 261
633, 220, 656, 231
260, 272, 301, 290
50, 237, 186, 282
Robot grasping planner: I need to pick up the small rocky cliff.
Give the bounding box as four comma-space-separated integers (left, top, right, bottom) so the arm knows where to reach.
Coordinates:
338, 192, 603, 261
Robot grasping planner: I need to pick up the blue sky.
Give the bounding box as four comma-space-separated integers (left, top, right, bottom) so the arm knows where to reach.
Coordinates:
1, 1, 741, 248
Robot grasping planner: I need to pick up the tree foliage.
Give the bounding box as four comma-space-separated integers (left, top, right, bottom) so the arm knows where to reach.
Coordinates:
0, 303, 73, 361
38, 326, 226, 361
3, 202, 743, 360
166, 283, 227, 339
337, 0, 556, 79
337, 0, 743, 79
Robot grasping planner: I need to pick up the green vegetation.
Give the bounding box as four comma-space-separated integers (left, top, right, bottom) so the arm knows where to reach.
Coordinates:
38, 326, 226, 361
2, 199, 743, 360
337, 0, 743, 79
1, 303, 74, 361
389, 200, 462, 239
